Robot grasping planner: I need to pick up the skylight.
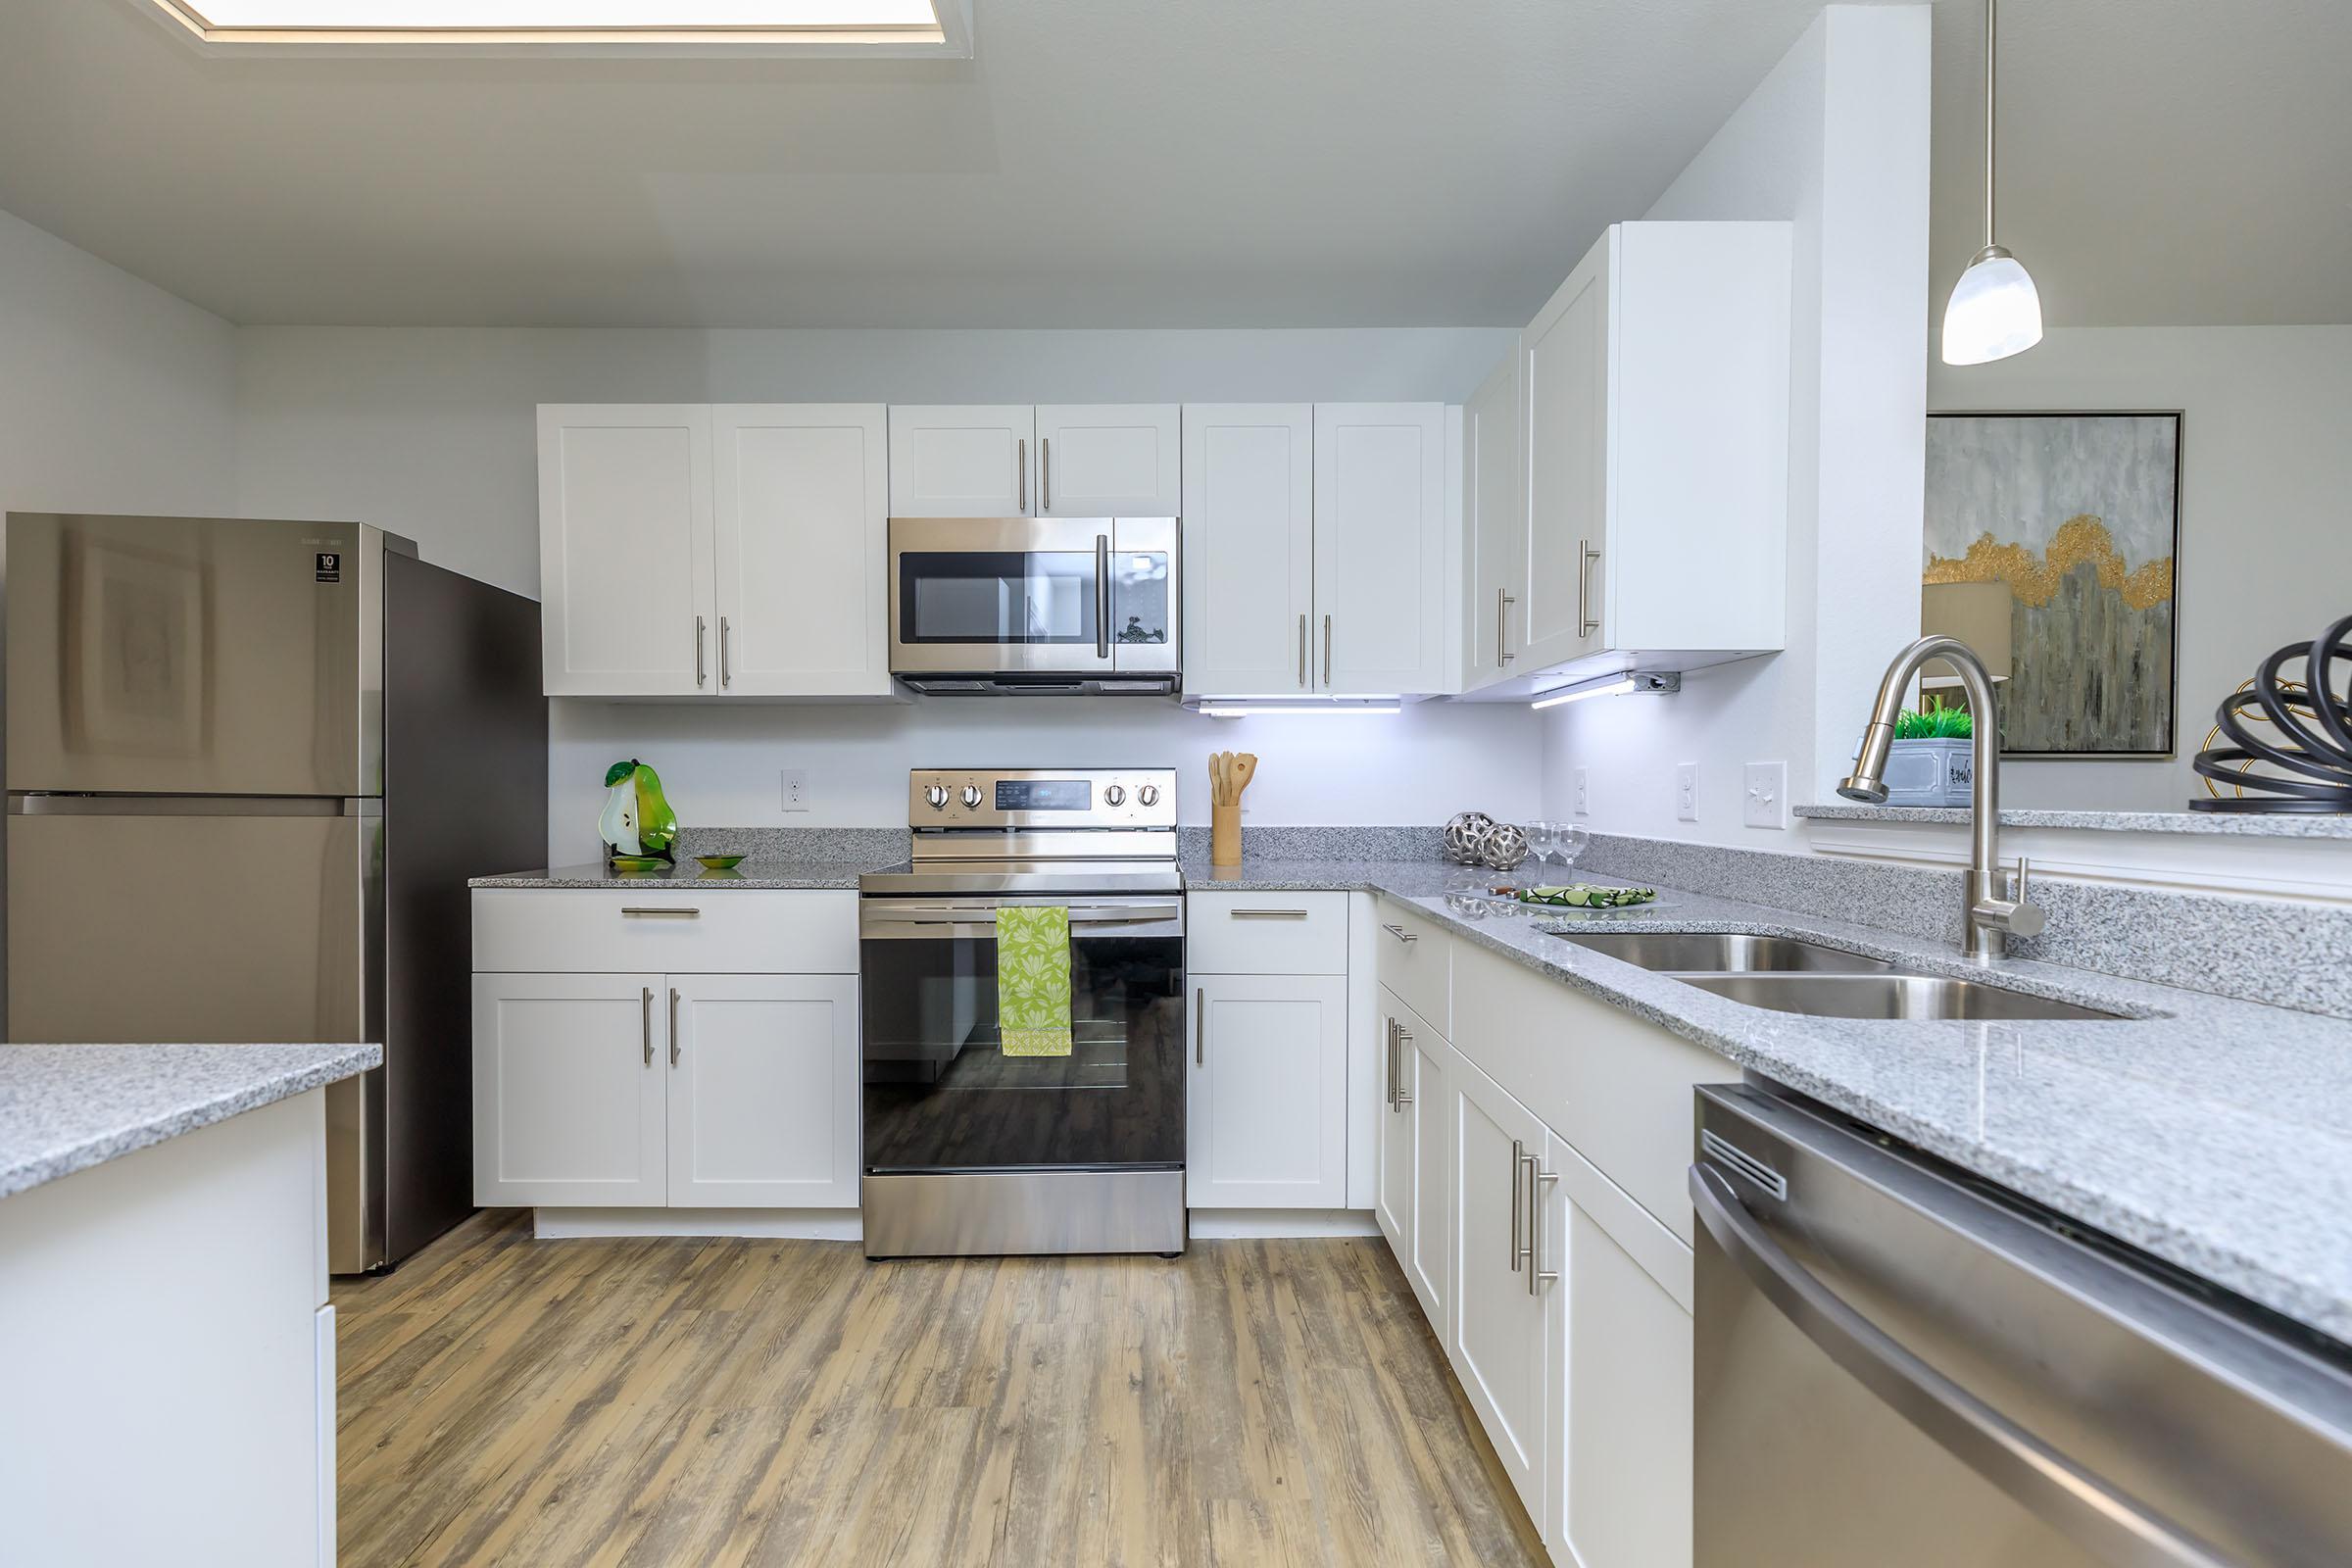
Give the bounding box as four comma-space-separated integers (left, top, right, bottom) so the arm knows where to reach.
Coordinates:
144, 0, 960, 52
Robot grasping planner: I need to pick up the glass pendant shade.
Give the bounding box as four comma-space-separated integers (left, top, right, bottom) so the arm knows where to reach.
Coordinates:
1941, 244, 2043, 366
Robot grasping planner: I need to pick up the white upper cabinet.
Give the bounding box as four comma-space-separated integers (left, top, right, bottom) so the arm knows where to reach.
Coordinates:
1314, 404, 1449, 695
539, 403, 892, 700
1463, 351, 1528, 691
712, 405, 891, 698
538, 406, 716, 698
1182, 404, 1315, 695
887, 405, 1036, 516
1512, 220, 1792, 685
1035, 404, 1181, 516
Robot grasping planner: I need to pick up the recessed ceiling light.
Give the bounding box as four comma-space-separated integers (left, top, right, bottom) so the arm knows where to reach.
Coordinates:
143, 0, 963, 53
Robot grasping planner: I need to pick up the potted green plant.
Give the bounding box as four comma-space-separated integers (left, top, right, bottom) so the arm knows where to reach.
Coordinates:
1883, 699, 1976, 807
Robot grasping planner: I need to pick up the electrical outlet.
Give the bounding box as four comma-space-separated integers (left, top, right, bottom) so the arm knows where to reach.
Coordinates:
1675, 762, 1699, 822
781, 768, 809, 812
1572, 768, 1591, 816
1743, 761, 1787, 830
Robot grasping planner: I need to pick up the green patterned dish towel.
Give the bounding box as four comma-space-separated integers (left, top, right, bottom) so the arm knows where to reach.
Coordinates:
997, 904, 1073, 1057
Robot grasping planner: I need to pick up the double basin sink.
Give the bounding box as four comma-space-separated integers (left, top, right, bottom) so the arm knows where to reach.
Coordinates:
1547, 931, 2128, 1021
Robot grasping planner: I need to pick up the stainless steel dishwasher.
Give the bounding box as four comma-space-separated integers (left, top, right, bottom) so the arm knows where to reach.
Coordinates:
1690, 1083, 2352, 1567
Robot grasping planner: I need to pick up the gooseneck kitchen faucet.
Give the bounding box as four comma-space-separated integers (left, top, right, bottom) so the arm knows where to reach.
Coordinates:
1838, 635, 2045, 961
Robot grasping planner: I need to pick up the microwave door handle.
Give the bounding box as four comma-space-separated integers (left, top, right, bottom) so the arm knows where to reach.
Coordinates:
1096, 534, 1111, 662
1688, 1166, 2232, 1568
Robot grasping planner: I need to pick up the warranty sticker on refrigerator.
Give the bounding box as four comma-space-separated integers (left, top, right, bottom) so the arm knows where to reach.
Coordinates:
315, 551, 342, 583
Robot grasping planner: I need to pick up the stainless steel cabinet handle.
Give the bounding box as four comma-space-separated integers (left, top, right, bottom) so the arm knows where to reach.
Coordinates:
1498, 588, 1516, 664
1578, 539, 1603, 638
695, 615, 708, 687
719, 616, 732, 688
640, 986, 653, 1066
1298, 612, 1308, 687
1323, 613, 1333, 687
1195, 987, 1205, 1066
667, 987, 682, 1066
1381, 922, 1417, 944
1688, 1165, 2231, 1568
1394, 1025, 1414, 1107
1386, 1017, 1400, 1111
1042, 436, 1052, 512
1509, 1137, 1526, 1272
620, 906, 701, 917
1017, 437, 1028, 513
1095, 535, 1110, 660
1229, 908, 1308, 919
1525, 1152, 1558, 1295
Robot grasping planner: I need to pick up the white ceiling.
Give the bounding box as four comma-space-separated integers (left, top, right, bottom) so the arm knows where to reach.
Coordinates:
0, 0, 2344, 329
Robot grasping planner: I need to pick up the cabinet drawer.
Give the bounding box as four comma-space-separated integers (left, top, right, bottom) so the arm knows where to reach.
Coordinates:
1186, 892, 1348, 975
471, 889, 858, 974
1373, 899, 1451, 1037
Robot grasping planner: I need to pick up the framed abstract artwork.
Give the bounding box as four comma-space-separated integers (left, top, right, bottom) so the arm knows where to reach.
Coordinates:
1923, 412, 2182, 760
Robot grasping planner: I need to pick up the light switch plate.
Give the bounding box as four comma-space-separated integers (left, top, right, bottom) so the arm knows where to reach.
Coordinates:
781, 768, 809, 812
1676, 762, 1699, 822
1573, 768, 1591, 816
1743, 761, 1787, 829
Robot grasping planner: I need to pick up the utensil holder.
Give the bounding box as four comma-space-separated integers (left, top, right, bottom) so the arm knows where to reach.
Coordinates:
1211, 801, 1242, 866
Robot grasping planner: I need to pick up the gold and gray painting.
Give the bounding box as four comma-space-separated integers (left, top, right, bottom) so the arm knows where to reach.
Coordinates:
1924, 413, 2180, 757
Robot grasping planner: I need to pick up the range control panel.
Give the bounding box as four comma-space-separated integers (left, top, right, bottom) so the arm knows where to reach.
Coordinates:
906, 768, 1178, 832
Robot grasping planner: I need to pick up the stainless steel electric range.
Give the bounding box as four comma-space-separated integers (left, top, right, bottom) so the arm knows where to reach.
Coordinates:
857, 767, 1186, 1258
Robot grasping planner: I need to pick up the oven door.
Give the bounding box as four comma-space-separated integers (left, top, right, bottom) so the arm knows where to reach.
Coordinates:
889, 516, 1116, 676
858, 895, 1186, 1173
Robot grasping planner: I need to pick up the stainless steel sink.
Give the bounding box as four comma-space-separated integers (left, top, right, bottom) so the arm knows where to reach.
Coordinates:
1549, 931, 1896, 974
1675, 972, 2130, 1022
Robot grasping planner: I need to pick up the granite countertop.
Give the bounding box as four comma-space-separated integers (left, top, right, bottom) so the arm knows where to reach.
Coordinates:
0, 1042, 382, 1200
1184, 853, 2352, 1345
1794, 802, 2352, 838
471, 858, 869, 890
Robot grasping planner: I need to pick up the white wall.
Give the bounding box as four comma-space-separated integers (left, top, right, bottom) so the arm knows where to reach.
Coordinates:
0, 207, 237, 521
1541, 4, 1932, 844
1928, 326, 2352, 812
231, 324, 1533, 850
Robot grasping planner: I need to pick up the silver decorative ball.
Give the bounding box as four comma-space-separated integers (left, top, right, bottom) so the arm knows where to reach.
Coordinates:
1443, 811, 1496, 864
1481, 822, 1532, 871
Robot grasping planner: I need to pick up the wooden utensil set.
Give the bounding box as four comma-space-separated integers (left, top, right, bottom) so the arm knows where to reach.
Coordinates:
1208, 750, 1257, 866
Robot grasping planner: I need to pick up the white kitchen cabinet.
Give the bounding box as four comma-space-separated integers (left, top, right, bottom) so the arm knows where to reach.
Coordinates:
887, 404, 1036, 516
1313, 403, 1449, 695
1035, 404, 1182, 516
1181, 403, 1316, 695
472, 972, 668, 1207
712, 405, 892, 697
537, 405, 715, 697
538, 402, 892, 699
1186, 972, 1349, 1209
1463, 347, 1529, 691
1498, 220, 1792, 689
1376, 987, 1451, 1333
1447, 1054, 1553, 1528
666, 973, 860, 1207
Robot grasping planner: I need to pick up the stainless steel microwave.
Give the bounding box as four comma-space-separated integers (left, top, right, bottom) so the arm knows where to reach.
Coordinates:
887, 516, 1179, 695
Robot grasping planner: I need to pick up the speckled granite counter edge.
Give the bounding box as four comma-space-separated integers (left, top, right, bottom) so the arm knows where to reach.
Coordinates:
0, 1043, 382, 1200
1795, 802, 2352, 838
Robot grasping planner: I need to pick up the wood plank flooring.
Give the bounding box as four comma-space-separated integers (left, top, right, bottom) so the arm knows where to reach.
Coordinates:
332, 1210, 1547, 1567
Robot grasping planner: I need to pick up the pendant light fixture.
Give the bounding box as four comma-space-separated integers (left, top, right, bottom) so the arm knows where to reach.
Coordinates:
1942, 0, 2043, 366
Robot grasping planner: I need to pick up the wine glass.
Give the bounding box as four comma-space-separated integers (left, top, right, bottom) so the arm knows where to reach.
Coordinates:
1556, 825, 1591, 870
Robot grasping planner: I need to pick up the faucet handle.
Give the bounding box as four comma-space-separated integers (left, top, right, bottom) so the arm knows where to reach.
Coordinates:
2002, 857, 2047, 939
2014, 857, 2032, 902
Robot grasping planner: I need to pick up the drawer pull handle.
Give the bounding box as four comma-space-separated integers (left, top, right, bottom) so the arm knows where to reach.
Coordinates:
1381, 923, 1417, 944
620, 906, 701, 918
1229, 908, 1308, 920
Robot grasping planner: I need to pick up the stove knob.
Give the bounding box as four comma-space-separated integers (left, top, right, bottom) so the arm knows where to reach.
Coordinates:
960, 784, 984, 808
1138, 784, 1160, 807
1102, 784, 1126, 807
924, 784, 950, 810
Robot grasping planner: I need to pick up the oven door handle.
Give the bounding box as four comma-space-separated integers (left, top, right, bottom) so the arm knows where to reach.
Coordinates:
861, 902, 1185, 938
1689, 1165, 2231, 1568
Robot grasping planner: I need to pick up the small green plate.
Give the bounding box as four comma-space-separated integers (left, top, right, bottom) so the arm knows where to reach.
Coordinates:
610, 855, 668, 871
696, 854, 747, 870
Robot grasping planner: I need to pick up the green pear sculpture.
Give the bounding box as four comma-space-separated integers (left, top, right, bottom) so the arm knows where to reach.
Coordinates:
599, 758, 680, 865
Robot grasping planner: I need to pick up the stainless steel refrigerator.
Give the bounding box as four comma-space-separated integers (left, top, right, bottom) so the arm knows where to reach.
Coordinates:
3, 514, 547, 1272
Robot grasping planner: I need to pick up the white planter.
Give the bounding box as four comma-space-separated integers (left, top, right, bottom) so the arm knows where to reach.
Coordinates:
1884, 738, 1975, 808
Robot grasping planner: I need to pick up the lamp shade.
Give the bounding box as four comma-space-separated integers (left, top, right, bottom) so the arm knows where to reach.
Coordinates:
1941, 245, 2043, 366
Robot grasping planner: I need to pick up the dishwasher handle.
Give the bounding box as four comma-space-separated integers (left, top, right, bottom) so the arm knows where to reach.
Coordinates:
1689, 1164, 2232, 1568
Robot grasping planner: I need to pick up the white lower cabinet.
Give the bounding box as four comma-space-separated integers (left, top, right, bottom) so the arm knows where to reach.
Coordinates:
1186, 972, 1349, 1209
472, 971, 669, 1206
667, 974, 860, 1207
1375, 985, 1450, 1332
1446, 1055, 1554, 1527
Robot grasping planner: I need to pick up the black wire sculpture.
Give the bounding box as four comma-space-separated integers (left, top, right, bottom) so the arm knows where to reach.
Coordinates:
2190, 613, 2352, 812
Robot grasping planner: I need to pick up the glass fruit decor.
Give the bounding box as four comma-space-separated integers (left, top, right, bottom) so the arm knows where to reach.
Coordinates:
599, 758, 679, 866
